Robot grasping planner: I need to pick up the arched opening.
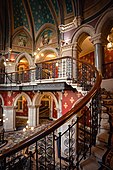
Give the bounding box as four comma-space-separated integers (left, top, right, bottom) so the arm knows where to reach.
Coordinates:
75, 31, 94, 63
79, 35, 94, 63
35, 49, 57, 63
73, 31, 95, 83
35, 48, 58, 79
39, 94, 57, 124
15, 95, 28, 130
16, 56, 29, 82
32, 92, 58, 126
104, 27, 113, 79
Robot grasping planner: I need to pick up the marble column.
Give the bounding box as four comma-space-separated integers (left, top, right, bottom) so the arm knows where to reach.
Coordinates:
28, 105, 36, 127
94, 43, 104, 74
30, 66, 36, 82
91, 33, 106, 76
28, 105, 40, 127
3, 106, 15, 131
58, 92, 63, 118
72, 43, 81, 80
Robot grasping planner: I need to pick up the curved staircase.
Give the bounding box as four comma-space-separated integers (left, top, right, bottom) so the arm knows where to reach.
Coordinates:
80, 88, 113, 170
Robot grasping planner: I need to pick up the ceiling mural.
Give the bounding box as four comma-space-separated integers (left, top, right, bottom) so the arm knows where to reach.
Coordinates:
65, 0, 73, 14
29, 0, 55, 32
52, 0, 59, 16
12, 0, 30, 30
36, 28, 57, 49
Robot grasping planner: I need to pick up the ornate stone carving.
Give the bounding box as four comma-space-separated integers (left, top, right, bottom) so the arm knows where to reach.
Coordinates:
59, 16, 82, 33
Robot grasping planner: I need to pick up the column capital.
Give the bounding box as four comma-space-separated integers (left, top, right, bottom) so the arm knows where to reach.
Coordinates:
2, 105, 15, 110
28, 104, 41, 108
90, 33, 108, 46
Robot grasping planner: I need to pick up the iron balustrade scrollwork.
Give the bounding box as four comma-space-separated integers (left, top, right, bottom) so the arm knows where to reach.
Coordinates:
0, 57, 102, 169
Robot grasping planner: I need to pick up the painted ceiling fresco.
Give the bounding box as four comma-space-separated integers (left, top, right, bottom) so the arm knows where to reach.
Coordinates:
12, 0, 73, 32
29, 0, 55, 32
13, 0, 30, 30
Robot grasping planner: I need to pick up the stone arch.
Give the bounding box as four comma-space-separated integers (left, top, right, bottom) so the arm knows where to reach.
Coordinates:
15, 52, 34, 68
33, 92, 58, 110
13, 92, 32, 129
12, 27, 32, 39
72, 24, 95, 46
13, 92, 32, 107
96, 7, 113, 39
32, 92, 59, 121
34, 47, 58, 63
38, 47, 58, 57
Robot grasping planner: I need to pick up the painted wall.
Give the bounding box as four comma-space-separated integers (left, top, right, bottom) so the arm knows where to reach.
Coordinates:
62, 90, 82, 115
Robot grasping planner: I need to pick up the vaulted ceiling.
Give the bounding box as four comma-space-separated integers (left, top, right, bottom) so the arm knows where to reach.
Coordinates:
0, 0, 112, 52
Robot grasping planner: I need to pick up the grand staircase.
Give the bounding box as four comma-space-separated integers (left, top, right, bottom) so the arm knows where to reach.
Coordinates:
0, 57, 103, 170
26, 88, 113, 170
80, 88, 113, 170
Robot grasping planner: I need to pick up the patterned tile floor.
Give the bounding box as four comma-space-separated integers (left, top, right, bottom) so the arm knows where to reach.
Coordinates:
0, 120, 53, 154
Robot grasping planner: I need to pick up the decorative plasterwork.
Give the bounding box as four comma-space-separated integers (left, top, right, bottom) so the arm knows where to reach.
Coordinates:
60, 39, 73, 52
61, 44, 73, 52
59, 17, 81, 33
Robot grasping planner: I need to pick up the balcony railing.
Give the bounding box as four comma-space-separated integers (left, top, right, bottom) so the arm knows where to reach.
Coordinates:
0, 57, 102, 170
0, 56, 96, 94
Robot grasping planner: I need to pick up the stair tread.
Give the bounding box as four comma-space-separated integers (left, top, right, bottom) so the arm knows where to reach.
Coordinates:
80, 157, 99, 170
91, 145, 107, 160
98, 132, 109, 143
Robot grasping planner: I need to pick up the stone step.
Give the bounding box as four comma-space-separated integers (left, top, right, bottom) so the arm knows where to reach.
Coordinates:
97, 132, 109, 144
80, 156, 99, 170
68, 82, 88, 95
100, 122, 110, 130
91, 144, 107, 161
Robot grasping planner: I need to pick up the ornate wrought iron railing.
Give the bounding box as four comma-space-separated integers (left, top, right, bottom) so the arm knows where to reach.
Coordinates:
0, 57, 102, 170
0, 56, 96, 90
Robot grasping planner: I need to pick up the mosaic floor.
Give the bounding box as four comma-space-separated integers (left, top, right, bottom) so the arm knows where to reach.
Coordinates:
0, 120, 53, 154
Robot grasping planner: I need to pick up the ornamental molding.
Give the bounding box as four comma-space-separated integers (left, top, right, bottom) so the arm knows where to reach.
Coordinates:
61, 44, 73, 52
90, 33, 108, 45
59, 16, 82, 33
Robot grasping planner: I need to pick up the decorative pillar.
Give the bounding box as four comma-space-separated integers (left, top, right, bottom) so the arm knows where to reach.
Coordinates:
50, 98, 53, 119
58, 92, 63, 118
61, 42, 72, 57
28, 105, 40, 127
3, 106, 15, 131
36, 105, 40, 126
30, 66, 36, 82
91, 34, 106, 76
72, 43, 82, 80
94, 43, 103, 74
28, 105, 36, 127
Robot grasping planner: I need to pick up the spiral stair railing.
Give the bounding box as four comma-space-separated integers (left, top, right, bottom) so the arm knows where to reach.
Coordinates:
0, 57, 102, 170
